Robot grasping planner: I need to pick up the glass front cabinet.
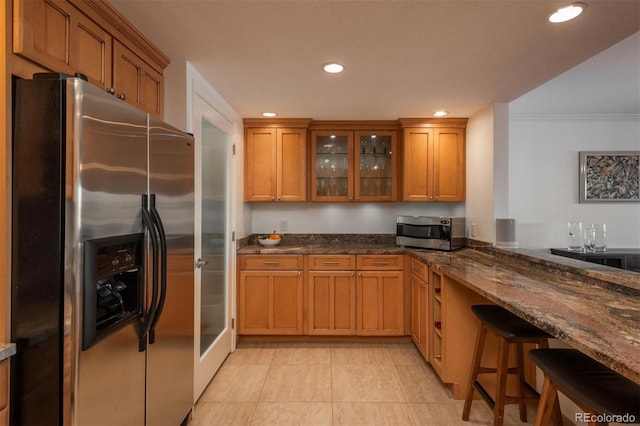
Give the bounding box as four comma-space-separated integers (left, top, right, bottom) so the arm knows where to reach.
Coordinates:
310, 129, 397, 202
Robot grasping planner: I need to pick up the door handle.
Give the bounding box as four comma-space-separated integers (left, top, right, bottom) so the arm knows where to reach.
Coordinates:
148, 194, 167, 345
196, 258, 209, 268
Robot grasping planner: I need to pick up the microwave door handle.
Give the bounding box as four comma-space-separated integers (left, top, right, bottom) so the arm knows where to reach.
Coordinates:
148, 194, 167, 344
140, 194, 160, 351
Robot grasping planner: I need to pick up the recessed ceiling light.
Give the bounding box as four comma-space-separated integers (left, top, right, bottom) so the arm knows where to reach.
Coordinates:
433, 111, 448, 117
262, 112, 277, 117
548, 3, 586, 23
323, 63, 345, 74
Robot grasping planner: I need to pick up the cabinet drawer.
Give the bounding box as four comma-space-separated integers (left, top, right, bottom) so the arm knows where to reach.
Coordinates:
239, 255, 303, 270
357, 254, 405, 270
0, 360, 7, 411
410, 257, 428, 282
308, 255, 356, 270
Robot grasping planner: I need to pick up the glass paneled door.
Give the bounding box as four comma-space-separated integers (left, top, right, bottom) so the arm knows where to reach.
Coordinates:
310, 131, 353, 201
193, 94, 233, 401
354, 131, 397, 201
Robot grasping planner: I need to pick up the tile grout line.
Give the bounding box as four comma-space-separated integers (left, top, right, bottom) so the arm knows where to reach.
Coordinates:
246, 344, 277, 425
385, 346, 419, 426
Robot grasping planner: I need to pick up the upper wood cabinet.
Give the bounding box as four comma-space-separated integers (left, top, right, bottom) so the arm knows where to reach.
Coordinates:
13, 0, 112, 88
112, 40, 163, 117
309, 122, 399, 202
310, 130, 353, 201
401, 119, 467, 202
12, 0, 169, 117
244, 119, 310, 202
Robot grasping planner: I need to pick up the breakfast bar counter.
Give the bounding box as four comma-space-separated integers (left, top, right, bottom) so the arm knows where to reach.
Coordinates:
238, 237, 640, 384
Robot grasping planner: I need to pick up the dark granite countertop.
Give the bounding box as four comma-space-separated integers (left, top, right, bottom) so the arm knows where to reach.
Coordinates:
0, 342, 16, 362
237, 236, 640, 383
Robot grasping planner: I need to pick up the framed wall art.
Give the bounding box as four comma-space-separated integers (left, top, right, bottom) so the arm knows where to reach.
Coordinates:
579, 151, 639, 203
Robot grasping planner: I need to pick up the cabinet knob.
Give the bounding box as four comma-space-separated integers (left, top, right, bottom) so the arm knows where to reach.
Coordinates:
116, 93, 126, 100
106, 87, 116, 94
297, 272, 301, 276
435, 196, 439, 201
351, 272, 355, 277
358, 272, 362, 277
271, 196, 276, 201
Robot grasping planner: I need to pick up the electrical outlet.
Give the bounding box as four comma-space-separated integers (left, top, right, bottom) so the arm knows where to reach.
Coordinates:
280, 220, 288, 232
470, 222, 476, 238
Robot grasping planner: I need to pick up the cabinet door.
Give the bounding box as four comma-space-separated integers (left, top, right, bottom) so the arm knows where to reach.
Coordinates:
112, 40, 163, 116
13, 0, 73, 72
69, 13, 112, 90
357, 271, 404, 336
0, 359, 7, 413
277, 128, 307, 202
245, 128, 277, 201
14, 0, 113, 90
402, 128, 434, 201
308, 271, 356, 335
410, 274, 428, 358
433, 128, 465, 202
310, 131, 353, 201
354, 131, 398, 201
238, 271, 303, 334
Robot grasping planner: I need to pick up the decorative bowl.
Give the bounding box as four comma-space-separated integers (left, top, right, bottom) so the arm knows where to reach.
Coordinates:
258, 238, 281, 246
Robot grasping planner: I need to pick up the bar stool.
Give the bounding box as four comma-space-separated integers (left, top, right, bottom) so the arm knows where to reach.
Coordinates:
530, 349, 640, 426
462, 304, 561, 426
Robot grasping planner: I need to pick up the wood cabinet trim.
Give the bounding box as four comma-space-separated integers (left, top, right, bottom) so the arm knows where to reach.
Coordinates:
71, 0, 170, 70
310, 120, 401, 131
399, 118, 468, 128
243, 118, 312, 129
410, 257, 429, 282
357, 254, 405, 270
308, 254, 356, 271
239, 255, 304, 270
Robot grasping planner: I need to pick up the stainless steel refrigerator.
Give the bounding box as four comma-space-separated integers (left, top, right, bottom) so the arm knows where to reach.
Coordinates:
11, 73, 194, 425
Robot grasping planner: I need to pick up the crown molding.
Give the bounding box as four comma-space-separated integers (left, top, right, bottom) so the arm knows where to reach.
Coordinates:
509, 113, 640, 121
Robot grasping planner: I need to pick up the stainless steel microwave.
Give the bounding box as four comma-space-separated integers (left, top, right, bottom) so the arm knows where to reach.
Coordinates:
396, 216, 466, 251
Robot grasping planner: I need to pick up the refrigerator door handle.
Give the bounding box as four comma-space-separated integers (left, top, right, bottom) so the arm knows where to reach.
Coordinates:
148, 194, 168, 344
140, 194, 160, 351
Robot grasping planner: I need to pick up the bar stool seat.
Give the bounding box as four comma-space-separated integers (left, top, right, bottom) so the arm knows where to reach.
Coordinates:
462, 305, 560, 426
473, 305, 553, 341
530, 349, 640, 425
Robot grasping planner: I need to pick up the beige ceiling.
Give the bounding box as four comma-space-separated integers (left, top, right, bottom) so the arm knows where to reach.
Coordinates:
110, 0, 640, 120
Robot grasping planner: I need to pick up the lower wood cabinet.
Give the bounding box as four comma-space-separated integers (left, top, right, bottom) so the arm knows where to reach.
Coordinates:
308, 255, 356, 335
308, 271, 356, 335
410, 258, 429, 358
0, 359, 7, 426
357, 271, 404, 336
238, 255, 304, 335
238, 254, 405, 337
356, 255, 405, 336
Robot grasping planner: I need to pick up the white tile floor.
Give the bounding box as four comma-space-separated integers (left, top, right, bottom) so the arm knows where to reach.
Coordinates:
191, 342, 542, 426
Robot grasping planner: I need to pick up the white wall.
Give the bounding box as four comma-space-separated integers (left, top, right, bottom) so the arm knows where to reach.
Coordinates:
162, 61, 188, 131
465, 105, 497, 243
509, 116, 640, 249
250, 202, 464, 235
